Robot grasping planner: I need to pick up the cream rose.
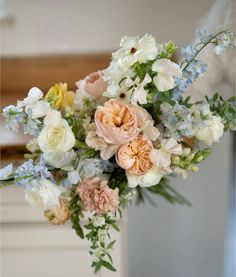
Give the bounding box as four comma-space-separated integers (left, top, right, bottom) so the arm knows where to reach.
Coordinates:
95, 99, 138, 145
195, 116, 224, 145
38, 110, 75, 154
25, 179, 62, 210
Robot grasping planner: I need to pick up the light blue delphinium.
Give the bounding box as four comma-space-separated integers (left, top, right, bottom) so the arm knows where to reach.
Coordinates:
2, 105, 25, 132
23, 118, 42, 136
160, 102, 195, 139
15, 159, 52, 187
0, 164, 13, 180
196, 29, 213, 43
215, 32, 236, 54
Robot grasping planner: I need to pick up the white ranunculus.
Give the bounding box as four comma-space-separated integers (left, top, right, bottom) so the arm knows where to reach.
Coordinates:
26, 100, 51, 119
17, 87, 43, 107
152, 59, 182, 91
195, 116, 224, 145
25, 179, 62, 210
127, 165, 163, 188
38, 110, 75, 154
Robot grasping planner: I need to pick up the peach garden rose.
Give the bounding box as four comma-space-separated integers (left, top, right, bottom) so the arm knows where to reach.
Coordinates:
116, 135, 153, 175
95, 99, 138, 145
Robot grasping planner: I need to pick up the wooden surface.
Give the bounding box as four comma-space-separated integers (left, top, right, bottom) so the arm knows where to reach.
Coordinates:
1, 54, 111, 106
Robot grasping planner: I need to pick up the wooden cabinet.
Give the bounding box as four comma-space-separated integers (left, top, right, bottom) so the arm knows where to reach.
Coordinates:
0, 186, 126, 277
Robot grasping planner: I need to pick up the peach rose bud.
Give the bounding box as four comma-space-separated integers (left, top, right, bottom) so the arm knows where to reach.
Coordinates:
116, 135, 153, 175
84, 71, 107, 100
95, 99, 138, 145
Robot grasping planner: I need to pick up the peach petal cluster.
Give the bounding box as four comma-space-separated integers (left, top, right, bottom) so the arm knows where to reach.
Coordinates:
95, 99, 138, 145
77, 71, 108, 101
77, 177, 119, 214
116, 135, 153, 175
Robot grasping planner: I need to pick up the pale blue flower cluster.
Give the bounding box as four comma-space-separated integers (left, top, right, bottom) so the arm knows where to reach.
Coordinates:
0, 164, 13, 180
60, 159, 115, 187
23, 118, 42, 136
215, 32, 236, 54
2, 105, 25, 132
15, 159, 52, 187
196, 29, 213, 43
160, 103, 194, 139
175, 60, 207, 94
160, 102, 212, 139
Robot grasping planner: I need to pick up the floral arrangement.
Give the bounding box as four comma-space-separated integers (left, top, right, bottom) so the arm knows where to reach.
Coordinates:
0, 30, 235, 273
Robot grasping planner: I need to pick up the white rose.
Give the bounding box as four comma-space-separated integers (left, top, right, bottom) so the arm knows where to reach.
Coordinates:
38, 110, 75, 153
44, 151, 76, 169
25, 179, 62, 210
195, 116, 224, 145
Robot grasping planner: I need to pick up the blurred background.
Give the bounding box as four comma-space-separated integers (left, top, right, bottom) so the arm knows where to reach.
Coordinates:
0, 0, 235, 277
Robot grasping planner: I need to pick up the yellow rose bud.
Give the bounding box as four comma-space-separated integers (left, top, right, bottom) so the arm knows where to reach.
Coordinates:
45, 83, 75, 111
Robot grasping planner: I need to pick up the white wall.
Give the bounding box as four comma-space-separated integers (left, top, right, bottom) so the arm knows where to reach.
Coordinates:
1, 0, 214, 56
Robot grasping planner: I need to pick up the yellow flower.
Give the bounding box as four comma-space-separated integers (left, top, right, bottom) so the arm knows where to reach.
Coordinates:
45, 83, 75, 111
44, 199, 70, 225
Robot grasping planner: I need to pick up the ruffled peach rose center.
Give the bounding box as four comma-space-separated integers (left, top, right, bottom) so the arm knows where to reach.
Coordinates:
116, 136, 153, 175
95, 99, 138, 145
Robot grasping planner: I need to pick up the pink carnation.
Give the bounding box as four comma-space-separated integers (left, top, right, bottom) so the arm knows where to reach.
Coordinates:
76, 177, 119, 214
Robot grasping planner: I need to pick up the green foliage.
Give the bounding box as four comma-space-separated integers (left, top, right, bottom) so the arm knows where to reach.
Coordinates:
136, 178, 191, 206
157, 41, 177, 59
108, 166, 128, 196
206, 93, 236, 131
172, 148, 211, 170
179, 95, 193, 108
69, 192, 84, 239
131, 60, 156, 81
84, 214, 119, 273
74, 139, 96, 160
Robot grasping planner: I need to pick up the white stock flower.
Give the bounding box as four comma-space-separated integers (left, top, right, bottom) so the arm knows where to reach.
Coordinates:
195, 115, 224, 145
25, 179, 62, 210
152, 59, 182, 91
126, 74, 152, 104
150, 138, 182, 174
38, 110, 75, 154
92, 215, 106, 227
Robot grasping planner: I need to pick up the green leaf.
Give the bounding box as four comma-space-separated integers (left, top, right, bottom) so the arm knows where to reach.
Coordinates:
107, 240, 116, 250
111, 223, 120, 232
101, 260, 117, 272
